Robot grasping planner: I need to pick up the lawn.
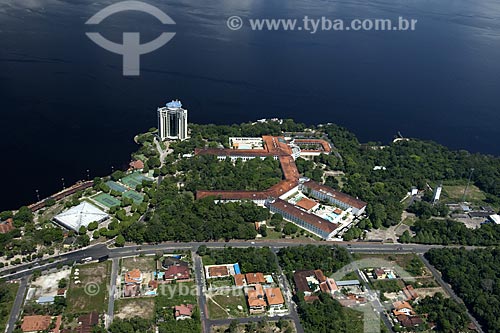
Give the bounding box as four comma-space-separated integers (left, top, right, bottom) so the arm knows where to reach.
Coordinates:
359, 253, 427, 277
115, 297, 155, 320
0, 282, 20, 332
442, 184, 486, 203
121, 256, 156, 272
202, 255, 217, 266
206, 289, 248, 320
371, 279, 405, 293
156, 282, 198, 321
208, 278, 233, 289
66, 261, 111, 313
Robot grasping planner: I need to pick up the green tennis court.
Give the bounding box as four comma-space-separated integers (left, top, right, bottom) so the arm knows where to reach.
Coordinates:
121, 172, 150, 189
123, 190, 144, 204
106, 181, 127, 193
92, 193, 121, 208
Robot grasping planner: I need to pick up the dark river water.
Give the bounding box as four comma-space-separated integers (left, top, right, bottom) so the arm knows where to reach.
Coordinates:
1, 0, 500, 211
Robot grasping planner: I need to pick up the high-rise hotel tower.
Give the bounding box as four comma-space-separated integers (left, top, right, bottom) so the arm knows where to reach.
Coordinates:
157, 100, 188, 141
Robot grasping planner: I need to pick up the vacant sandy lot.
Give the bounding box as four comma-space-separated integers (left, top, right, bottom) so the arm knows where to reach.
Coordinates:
121, 256, 156, 272
115, 298, 155, 320
31, 268, 71, 297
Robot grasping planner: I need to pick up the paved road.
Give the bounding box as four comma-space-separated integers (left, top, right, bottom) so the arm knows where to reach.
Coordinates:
192, 252, 209, 333
5, 276, 29, 333
106, 258, 119, 328
352, 265, 394, 333
419, 254, 484, 333
271, 249, 304, 333
1, 241, 481, 281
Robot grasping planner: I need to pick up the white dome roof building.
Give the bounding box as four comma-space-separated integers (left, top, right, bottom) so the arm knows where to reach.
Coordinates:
53, 202, 109, 231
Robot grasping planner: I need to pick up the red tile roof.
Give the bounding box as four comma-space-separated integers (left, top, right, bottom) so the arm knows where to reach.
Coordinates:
174, 304, 194, 318
129, 160, 144, 170
195, 137, 300, 201
234, 274, 246, 287
208, 266, 228, 277
296, 198, 318, 211
248, 284, 266, 308
245, 272, 266, 285
294, 139, 332, 152
0, 218, 14, 234
403, 285, 419, 300
124, 269, 142, 284
164, 265, 190, 280
268, 199, 338, 234
265, 287, 285, 305
302, 180, 367, 209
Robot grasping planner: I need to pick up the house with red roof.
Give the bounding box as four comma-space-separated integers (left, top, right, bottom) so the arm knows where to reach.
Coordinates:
174, 304, 194, 320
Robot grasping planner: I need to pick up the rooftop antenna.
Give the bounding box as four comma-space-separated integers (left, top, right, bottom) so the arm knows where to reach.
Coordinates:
462, 168, 475, 202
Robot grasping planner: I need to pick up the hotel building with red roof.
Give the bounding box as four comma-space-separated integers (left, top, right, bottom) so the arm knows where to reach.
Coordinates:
194, 135, 366, 239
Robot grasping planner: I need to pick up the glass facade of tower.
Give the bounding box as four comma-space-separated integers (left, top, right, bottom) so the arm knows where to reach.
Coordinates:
158, 100, 188, 141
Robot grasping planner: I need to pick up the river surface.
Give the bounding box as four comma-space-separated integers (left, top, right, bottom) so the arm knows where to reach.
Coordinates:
1, 0, 500, 210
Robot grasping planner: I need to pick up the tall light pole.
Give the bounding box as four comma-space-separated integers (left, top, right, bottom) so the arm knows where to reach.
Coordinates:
61, 177, 65, 190
35, 189, 40, 202
86, 169, 90, 180
462, 168, 475, 202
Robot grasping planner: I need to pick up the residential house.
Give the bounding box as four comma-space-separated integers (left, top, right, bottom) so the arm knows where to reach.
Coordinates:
124, 269, 143, 285
247, 284, 266, 314
373, 268, 387, 280
129, 160, 144, 171
293, 269, 337, 297
234, 274, 246, 287
265, 287, 285, 310
174, 304, 194, 320
124, 284, 139, 297
245, 272, 266, 285
392, 301, 415, 316
162, 258, 190, 282
0, 218, 14, 234
397, 314, 423, 328
402, 285, 419, 301
207, 266, 229, 278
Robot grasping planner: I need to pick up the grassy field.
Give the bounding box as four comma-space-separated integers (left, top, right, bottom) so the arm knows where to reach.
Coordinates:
206, 289, 248, 319
156, 282, 198, 321
442, 184, 486, 203
115, 297, 155, 320
66, 261, 111, 313
372, 279, 405, 293
0, 282, 20, 332
121, 256, 156, 272
359, 253, 427, 277
201, 255, 217, 266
